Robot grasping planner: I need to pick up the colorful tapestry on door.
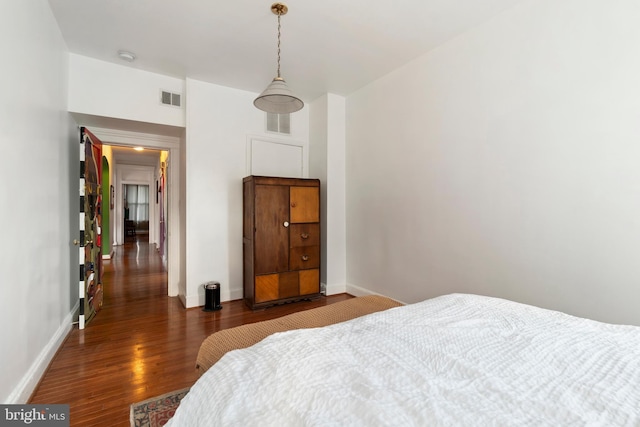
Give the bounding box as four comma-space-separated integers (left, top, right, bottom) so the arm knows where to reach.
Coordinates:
79, 128, 103, 328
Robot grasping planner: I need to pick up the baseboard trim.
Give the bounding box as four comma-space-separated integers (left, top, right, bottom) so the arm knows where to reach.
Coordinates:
345, 283, 406, 304
6, 301, 78, 404
344, 283, 378, 297
228, 288, 243, 303
184, 293, 200, 309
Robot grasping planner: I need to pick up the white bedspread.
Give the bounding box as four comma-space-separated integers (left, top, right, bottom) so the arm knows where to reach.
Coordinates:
167, 294, 640, 426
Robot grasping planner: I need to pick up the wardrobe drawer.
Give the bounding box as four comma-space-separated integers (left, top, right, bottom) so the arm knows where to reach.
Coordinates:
289, 223, 319, 247
289, 246, 320, 270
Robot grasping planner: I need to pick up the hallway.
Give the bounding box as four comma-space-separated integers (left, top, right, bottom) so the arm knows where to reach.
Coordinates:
29, 236, 350, 426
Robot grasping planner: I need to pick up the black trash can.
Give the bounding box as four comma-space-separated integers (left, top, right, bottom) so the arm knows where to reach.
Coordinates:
203, 281, 222, 311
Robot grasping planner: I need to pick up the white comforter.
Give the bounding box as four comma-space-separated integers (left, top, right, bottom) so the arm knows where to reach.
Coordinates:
167, 294, 640, 426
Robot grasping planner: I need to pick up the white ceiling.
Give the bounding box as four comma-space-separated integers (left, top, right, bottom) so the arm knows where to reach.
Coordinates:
110, 145, 162, 166
48, 0, 520, 102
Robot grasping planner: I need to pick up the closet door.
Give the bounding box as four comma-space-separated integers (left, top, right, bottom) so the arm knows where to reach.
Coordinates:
254, 185, 289, 274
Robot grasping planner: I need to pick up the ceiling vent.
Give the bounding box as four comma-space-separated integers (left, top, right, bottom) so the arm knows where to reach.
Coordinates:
266, 112, 290, 134
161, 90, 181, 107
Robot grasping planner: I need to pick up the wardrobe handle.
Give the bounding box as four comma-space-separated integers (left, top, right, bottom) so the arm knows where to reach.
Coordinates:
300, 233, 309, 239
301, 255, 309, 261
283, 221, 289, 228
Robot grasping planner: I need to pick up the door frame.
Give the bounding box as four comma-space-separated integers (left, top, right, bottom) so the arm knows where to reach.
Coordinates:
89, 127, 182, 297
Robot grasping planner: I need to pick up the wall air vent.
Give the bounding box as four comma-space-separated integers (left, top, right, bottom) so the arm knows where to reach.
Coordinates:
266, 112, 291, 134
161, 90, 182, 107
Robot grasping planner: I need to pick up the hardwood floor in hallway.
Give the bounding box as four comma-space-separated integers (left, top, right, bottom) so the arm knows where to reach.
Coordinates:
29, 235, 352, 426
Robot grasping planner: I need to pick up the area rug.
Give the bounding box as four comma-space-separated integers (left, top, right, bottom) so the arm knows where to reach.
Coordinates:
130, 388, 190, 427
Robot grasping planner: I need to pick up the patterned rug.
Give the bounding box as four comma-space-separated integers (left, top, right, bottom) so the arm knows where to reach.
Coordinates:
130, 388, 190, 427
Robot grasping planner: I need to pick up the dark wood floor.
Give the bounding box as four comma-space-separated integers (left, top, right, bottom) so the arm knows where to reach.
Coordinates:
29, 235, 352, 426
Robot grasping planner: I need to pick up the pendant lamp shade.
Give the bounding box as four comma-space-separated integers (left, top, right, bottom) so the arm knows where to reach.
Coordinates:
254, 77, 304, 114
254, 3, 304, 114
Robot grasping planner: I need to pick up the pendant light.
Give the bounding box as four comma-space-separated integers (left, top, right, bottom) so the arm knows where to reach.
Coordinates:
254, 3, 304, 114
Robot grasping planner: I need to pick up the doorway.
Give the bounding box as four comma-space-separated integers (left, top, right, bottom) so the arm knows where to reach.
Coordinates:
123, 184, 150, 240
87, 126, 182, 298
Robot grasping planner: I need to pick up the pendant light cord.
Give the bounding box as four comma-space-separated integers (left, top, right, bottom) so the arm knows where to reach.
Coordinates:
276, 13, 282, 78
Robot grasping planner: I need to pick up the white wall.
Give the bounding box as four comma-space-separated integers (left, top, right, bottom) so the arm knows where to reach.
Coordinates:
68, 54, 186, 128
183, 78, 310, 307
0, 0, 78, 402
310, 94, 347, 295
346, 0, 640, 326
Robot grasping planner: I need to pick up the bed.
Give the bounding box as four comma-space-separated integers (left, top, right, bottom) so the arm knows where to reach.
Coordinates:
167, 293, 640, 426
195, 295, 404, 375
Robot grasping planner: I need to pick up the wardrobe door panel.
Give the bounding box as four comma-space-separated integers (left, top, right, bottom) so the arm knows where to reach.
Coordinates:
254, 185, 289, 274
255, 274, 279, 303
290, 186, 319, 223
299, 269, 320, 296
279, 271, 299, 299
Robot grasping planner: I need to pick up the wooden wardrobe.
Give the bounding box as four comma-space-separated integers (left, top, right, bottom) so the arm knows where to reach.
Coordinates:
243, 176, 321, 309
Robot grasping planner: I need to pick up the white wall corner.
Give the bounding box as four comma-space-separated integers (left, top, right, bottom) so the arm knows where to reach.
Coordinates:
324, 282, 347, 296
177, 293, 187, 308
6, 301, 79, 404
